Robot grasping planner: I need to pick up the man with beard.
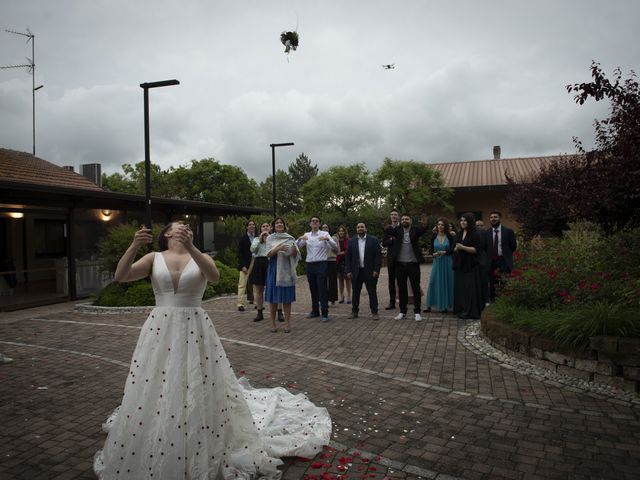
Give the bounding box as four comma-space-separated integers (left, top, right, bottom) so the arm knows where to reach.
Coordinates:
382, 209, 400, 309
345, 222, 382, 320
485, 211, 517, 303
383, 213, 429, 321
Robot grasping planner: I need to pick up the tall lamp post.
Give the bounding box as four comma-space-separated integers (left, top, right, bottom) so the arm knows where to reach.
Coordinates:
140, 79, 180, 228
269, 142, 294, 218
2, 28, 42, 155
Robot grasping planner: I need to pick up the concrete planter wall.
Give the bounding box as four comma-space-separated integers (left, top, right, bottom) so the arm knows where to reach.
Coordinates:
480, 313, 640, 393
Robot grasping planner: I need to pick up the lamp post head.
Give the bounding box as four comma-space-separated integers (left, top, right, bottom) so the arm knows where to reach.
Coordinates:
140, 79, 180, 89
270, 142, 295, 148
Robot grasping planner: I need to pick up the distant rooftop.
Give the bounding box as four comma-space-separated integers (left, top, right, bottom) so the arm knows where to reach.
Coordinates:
429, 154, 581, 188
0, 148, 105, 192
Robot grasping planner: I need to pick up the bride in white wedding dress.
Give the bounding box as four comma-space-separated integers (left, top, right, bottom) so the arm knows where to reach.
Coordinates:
94, 222, 331, 479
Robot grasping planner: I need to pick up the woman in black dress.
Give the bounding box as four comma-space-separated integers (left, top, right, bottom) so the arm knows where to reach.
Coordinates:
453, 212, 485, 319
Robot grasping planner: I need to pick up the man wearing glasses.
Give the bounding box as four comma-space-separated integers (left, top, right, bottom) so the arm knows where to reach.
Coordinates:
297, 216, 338, 322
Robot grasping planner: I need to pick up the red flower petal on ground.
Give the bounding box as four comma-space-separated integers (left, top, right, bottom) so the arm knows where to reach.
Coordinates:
337, 465, 347, 472
338, 457, 347, 464
238, 370, 246, 375
369, 466, 377, 471
578, 280, 587, 290
361, 457, 369, 463
321, 473, 334, 480
311, 462, 324, 469
319, 453, 331, 459
373, 456, 380, 461
287, 384, 297, 388
591, 283, 600, 292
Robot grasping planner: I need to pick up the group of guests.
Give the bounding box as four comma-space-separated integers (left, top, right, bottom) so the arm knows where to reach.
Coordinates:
236, 209, 517, 330
382, 208, 517, 320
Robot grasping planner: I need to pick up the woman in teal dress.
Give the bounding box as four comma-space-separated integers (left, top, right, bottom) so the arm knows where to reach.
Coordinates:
425, 218, 455, 312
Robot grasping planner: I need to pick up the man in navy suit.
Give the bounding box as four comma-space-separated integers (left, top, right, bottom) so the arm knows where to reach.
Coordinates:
485, 210, 518, 302
345, 222, 382, 320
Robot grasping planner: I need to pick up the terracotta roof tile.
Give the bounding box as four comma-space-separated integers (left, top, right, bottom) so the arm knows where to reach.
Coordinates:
0, 148, 105, 192
428, 154, 581, 188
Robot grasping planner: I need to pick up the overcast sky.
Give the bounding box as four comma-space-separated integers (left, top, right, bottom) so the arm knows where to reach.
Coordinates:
1, 0, 638, 181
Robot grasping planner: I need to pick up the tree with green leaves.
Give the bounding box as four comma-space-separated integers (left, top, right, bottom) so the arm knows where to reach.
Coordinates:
374, 158, 453, 215
508, 62, 640, 236
102, 162, 172, 196
169, 158, 258, 206
103, 158, 258, 206
301, 163, 376, 217
258, 153, 319, 214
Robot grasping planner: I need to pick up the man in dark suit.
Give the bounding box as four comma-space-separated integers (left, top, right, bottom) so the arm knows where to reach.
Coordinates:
485, 210, 518, 302
345, 222, 382, 320
382, 209, 400, 309
236, 219, 255, 311
383, 213, 429, 321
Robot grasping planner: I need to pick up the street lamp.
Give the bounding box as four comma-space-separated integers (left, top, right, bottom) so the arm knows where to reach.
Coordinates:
269, 142, 294, 218
140, 79, 180, 228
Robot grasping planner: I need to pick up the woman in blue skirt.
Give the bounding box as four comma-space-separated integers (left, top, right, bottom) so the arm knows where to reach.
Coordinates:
425, 218, 455, 313
265, 217, 300, 333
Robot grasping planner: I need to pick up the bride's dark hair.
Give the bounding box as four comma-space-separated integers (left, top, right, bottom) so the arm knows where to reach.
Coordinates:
158, 222, 175, 251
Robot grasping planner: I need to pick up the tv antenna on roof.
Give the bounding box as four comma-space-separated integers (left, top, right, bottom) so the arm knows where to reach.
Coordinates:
1, 28, 44, 155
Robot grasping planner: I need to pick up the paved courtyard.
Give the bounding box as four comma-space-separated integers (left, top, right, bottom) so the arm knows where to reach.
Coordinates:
1, 267, 639, 480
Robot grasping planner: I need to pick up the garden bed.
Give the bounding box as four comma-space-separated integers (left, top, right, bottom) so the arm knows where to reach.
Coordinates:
481, 309, 640, 393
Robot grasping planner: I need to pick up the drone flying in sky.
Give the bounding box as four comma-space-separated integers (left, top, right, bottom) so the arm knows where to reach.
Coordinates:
382, 64, 396, 70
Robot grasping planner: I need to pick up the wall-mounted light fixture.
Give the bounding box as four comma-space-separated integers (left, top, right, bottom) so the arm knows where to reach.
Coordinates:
100, 209, 113, 221
8, 212, 24, 219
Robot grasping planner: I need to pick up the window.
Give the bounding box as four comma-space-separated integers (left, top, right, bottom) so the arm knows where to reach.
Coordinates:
34, 220, 66, 257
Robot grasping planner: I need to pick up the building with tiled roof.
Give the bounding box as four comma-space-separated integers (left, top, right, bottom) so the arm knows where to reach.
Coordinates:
426, 151, 581, 227
429, 155, 569, 188
0, 148, 106, 192
0, 148, 268, 310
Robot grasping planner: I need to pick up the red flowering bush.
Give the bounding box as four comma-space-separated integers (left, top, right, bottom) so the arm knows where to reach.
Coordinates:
494, 222, 640, 347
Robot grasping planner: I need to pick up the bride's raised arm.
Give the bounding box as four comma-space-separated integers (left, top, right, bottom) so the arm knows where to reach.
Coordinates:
114, 228, 155, 283
175, 224, 220, 284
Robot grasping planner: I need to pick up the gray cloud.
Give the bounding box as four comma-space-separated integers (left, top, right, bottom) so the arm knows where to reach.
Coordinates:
0, 0, 636, 182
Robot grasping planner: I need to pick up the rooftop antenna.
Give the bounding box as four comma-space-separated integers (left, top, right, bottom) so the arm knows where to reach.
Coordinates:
1, 28, 43, 155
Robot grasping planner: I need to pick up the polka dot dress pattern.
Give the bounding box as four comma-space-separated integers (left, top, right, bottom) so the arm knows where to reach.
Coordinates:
94, 253, 330, 479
